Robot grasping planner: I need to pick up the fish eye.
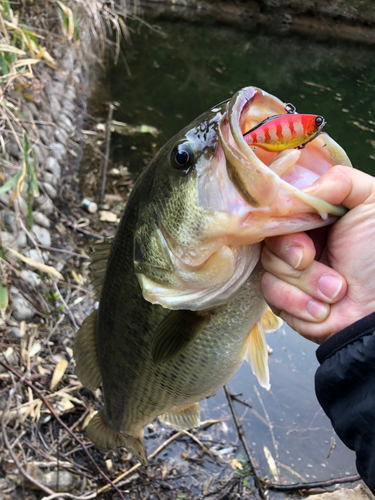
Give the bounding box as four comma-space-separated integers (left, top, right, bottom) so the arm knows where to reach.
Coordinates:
315, 116, 324, 127
171, 144, 194, 171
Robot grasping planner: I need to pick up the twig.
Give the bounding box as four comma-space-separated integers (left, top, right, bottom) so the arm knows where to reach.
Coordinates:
99, 103, 115, 205
1, 370, 55, 496
253, 385, 278, 458
37, 244, 91, 259
53, 282, 78, 330
0, 358, 126, 500
264, 474, 361, 491
181, 429, 217, 461
64, 220, 103, 240
97, 430, 184, 494
224, 385, 266, 500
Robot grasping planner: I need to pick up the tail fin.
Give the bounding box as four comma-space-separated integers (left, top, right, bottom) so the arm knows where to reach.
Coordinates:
86, 409, 147, 465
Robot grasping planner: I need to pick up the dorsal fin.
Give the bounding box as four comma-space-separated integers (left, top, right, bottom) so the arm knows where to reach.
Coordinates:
90, 240, 112, 299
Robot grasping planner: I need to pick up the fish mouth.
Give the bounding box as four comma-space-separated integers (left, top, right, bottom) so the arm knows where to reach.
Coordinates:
218, 86, 352, 228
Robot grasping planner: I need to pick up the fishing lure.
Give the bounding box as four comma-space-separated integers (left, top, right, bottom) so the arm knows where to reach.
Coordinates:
243, 103, 326, 152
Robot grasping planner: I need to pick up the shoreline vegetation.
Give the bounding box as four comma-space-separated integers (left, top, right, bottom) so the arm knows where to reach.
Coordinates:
0, 0, 374, 499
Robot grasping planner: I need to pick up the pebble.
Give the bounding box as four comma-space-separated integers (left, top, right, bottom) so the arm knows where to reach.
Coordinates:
21, 270, 41, 287
42, 182, 57, 199
50, 142, 66, 161
32, 211, 51, 228
10, 286, 36, 321
32, 224, 52, 246
17, 231, 27, 248
1, 230, 17, 251
34, 195, 54, 215
4, 211, 17, 234
25, 249, 48, 264
58, 115, 73, 133
44, 156, 61, 177
42, 171, 58, 187
55, 128, 68, 144
5, 142, 20, 160
50, 93, 61, 116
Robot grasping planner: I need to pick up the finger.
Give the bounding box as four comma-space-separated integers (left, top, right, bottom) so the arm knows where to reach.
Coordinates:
303, 165, 375, 210
262, 271, 330, 322
263, 232, 316, 270
261, 246, 347, 304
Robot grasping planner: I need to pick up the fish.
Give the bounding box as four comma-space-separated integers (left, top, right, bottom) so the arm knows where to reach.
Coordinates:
243, 111, 326, 152
73, 86, 352, 465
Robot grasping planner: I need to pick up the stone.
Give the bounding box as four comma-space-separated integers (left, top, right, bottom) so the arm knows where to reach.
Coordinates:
0, 192, 10, 205
50, 93, 61, 116
313, 484, 372, 499
10, 287, 36, 321
25, 249, 47, 264
34, 145, 48, 164
17, 231, 27, 248
34, 195, 54, 215
55, 128, 68, 144
1, 231, 17, 251
32, 225, 51, 246
50, 142, 66, 161
25, 102, 39, 120
17, 196, 29, 216
42, 171, 58, 187
21, 270, 41, 287
44, 156, 61, 177
5, 142, 20, 160
42, 182, 57, 199
58, 115, 73, 133
4, 211, 17, 234
32, 211, 51, 228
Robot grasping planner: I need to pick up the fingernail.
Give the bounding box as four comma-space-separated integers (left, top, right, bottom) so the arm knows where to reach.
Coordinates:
319, 275, 343, 299
286, 246, 303, 269
303, 181, 320, 193
307, 300, 329, 320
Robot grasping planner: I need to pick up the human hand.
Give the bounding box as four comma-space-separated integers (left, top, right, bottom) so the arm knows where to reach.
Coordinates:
261, 165, 375, 344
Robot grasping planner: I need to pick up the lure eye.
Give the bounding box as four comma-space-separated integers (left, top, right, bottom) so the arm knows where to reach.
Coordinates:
315, 116, 324, 127
171, 144, 194, 171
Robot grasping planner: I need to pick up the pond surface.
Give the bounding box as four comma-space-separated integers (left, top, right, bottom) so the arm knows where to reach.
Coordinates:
96, 14, 375, 496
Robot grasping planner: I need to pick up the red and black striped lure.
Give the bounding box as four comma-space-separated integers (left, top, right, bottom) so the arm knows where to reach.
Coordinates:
243, 104, 326, 152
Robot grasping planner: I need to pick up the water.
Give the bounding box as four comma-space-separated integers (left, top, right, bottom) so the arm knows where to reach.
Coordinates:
96, 14, 375, 495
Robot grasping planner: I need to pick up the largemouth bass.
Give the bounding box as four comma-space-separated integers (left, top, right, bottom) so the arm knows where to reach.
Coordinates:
74, 86, 351, 465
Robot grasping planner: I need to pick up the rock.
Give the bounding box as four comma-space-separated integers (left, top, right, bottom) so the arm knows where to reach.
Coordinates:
1, 231, 17, 251
34, 195, 54, 215
313, 484, 372, 499
17, 196, 29, 216
50, 142, 66, 161
34, 145, 48, 164
32, 225, 51, 246
21, 270, 41, 287
5, 142, 20, 160
10, 287, 36, 321
42, 171, 58, 187
9, 326, 21, 338
42, 182, 57, 199
25, 249, 48, 264
4, 211, 17, 234
25, 102, 39, 120
55, 128, 68, 144
49, 93, 61, 116
58, 115, 73, 133
44, 156, 61, 177
32, 211, 51, 228
17, 231, 27, 248
0, 192, 10, 205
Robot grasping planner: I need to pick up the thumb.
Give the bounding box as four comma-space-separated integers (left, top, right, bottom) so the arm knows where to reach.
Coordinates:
303, 165, 375, 210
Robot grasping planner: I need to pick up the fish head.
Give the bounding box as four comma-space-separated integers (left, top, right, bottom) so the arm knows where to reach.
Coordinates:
135, 86, 352, 311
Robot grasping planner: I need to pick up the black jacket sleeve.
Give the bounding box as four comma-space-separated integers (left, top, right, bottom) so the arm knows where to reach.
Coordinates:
315, 311, 375, 493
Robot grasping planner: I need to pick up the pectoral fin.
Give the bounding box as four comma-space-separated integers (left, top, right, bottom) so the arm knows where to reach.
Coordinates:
159, 402, 200, 429
261, 306, 282, 333
245, 321, 270, 389
151, 310, 208, 365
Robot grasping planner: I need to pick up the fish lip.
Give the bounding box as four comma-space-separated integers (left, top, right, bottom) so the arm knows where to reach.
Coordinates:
223, 87, 347, 218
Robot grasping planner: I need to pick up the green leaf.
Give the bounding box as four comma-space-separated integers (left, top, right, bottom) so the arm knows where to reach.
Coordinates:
0, 280, 8, 312
0, 169, 22, 195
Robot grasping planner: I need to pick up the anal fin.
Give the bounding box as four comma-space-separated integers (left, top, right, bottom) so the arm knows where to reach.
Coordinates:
87, 408, 147, 465
73, 309, 101, 390
245, 321, 270, 390
159, 402, 200, 429
261, 306, 282, 332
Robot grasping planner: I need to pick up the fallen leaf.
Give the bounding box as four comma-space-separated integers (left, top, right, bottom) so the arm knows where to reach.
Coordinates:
231, 458, 243, 470
99, 210, 118, 222
263, 446, 279, 481
4, 247, 63, 280
50, 358, 68, 391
